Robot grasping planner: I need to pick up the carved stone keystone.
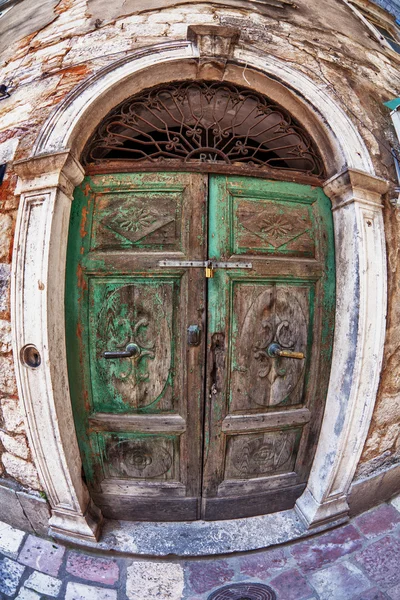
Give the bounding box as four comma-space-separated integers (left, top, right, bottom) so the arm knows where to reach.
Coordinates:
187, 25, 240, 76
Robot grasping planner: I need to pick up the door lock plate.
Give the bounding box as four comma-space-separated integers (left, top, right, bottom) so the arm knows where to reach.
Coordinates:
187, 325, 201, 346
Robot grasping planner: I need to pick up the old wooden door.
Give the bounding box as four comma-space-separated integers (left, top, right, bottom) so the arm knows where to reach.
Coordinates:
66, 172, 334, 521
201, 176, 334, 519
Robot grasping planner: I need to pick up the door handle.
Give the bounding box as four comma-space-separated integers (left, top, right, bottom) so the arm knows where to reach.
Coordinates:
103, 343, 141, 359
210, 333, 225, 396
267, 342, 305, 360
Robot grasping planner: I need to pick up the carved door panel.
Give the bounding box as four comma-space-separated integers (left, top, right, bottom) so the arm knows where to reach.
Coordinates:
202, 176, 334, 520
66, 172, 207, 521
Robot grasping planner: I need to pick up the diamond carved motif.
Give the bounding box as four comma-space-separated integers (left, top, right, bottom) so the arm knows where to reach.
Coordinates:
234, 199, 315, 256
102, 200, 175, 244
241, 210, 308, 249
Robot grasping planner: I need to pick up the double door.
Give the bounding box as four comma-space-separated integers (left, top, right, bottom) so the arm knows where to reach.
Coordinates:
66, 172, 334, 521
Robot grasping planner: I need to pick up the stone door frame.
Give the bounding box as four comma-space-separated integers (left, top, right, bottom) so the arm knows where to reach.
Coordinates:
11, 35, 388, 543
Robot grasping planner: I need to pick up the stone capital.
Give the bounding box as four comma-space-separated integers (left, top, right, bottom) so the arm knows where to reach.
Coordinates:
14, 151, 84, 196
323, 168, 389, 210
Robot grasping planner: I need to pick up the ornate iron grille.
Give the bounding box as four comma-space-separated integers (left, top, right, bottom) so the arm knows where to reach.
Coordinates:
82, 81, 325, 178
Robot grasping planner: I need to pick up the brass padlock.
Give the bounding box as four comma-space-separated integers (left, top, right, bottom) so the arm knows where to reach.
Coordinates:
205, 261, 214, 278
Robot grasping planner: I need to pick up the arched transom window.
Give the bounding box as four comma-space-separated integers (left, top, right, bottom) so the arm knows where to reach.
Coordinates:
82, 80, 325, 179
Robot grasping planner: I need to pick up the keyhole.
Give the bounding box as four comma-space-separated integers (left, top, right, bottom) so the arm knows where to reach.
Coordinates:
21, 344, 41, 368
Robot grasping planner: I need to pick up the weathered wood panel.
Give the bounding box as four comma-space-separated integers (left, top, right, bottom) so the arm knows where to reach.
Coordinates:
230, 283, 310, 410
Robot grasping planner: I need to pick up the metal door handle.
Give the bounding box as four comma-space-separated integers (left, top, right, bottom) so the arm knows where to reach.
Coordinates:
267, 343, 305, 360
103, 343, 141, 359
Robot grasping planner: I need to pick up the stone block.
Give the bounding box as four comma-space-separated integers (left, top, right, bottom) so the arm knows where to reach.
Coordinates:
354, 590, 388, 600
0, 521, 26, 558
0, 556, 25, 596
126, 561, 184, 600
15, 588, 41, 600
24, 571, 62, 597
0, 101, 34, 132
238, 547, 289, 579
1, 397, 25, 433
0, 319, 11, 353
0, 137, 19, 163
0, 432, 30, 459
349, 463, 400, 516
308, 562, 372, 600
17, 490, 51, 536
0, 482, 50, 535
128, 22, 169, 38
269, 568, 314, 600
65, 582, 117, 600
2, 453, 41, 489
0, 263, 10, 313
354, 535, 400, 587
388, 582, 400, 599
0, 482, 34, 532
146, 11, 185, 23
168, 23, 190, 36
354, 503, 400, 538
66, 551, 119, 585
18, 535, 65, 576
186, 559, 235, 594
0, 213, 12, 262
289, 524, 363, 572
0, 353, 17, 396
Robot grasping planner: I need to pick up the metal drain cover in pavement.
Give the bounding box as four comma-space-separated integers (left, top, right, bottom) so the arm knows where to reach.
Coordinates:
207, 582, 277, 600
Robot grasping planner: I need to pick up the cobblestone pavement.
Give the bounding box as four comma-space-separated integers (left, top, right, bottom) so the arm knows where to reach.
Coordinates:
1, 499, 400, 599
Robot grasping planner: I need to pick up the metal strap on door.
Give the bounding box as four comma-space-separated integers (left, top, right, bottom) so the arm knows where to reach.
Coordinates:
158, 260, 253, 278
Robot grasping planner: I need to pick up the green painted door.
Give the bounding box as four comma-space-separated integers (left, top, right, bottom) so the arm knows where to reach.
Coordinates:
66, 172, 334, 521
202, 176, 334, 519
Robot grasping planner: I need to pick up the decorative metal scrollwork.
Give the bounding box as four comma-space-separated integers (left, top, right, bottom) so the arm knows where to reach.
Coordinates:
254, 318, 298, 378
82, 81, 325, 178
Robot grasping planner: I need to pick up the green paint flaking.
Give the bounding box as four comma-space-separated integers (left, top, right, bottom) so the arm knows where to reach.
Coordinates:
66, 172, 335, 491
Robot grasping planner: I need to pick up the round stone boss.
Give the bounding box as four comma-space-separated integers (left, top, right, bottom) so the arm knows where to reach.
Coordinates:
207, 582, 277, 600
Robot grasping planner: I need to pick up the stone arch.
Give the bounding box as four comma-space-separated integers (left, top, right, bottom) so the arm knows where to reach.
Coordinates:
11, 35, 388, 549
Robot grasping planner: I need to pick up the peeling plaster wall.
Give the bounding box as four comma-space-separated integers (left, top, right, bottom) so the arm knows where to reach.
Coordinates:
371, 0, 400, 18
0, 0, 399, 494
0, 0, 60, 58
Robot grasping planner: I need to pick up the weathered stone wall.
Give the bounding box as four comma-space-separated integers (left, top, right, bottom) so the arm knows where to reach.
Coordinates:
0, 0, 399, 493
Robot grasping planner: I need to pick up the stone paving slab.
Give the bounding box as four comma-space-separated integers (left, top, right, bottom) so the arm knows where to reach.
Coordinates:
24, 571, 62, 596
1, 499, 400, 599
66, 552, 119, 585
0, 522, 25, 558
18, 536, 65, 577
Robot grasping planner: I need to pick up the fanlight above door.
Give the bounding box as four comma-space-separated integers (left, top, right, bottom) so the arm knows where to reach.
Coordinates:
82, 81, 325, 179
